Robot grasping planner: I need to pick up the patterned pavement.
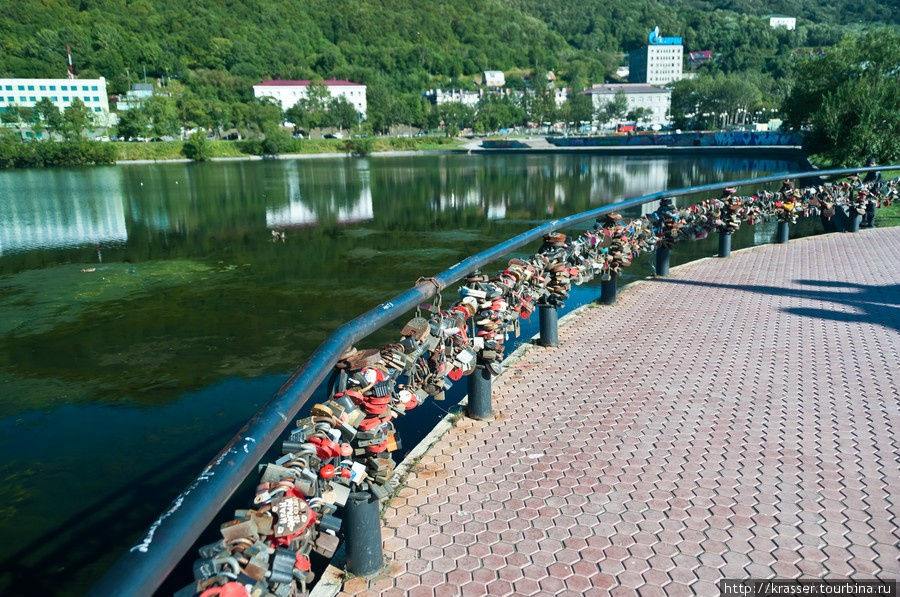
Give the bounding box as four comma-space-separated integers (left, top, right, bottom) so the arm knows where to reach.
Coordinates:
340, 229, 900, 597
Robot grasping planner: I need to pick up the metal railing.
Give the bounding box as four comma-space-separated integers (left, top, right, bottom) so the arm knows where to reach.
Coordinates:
89, 164, 897, 596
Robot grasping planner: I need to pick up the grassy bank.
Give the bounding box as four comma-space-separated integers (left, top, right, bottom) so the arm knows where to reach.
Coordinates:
113, 136, 462, 162
876, 200, 899, 228
112, 140, 250, 160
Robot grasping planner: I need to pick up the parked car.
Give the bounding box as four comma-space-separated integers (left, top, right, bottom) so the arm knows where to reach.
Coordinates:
324, 132, 344, 140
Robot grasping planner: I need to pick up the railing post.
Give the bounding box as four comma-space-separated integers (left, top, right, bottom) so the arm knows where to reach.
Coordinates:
655, 247, 671, 276
775, 221, 789, 244
537, 304, 559, 347
345, 489, 383, 576
849, 212, 862, 232
718, 232, 732, 258
466, 364, 493, 419
655, 197, 674, 277
600, 272, 618, 305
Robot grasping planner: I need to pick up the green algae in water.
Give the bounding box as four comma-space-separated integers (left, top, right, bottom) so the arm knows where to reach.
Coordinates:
0, 260, 217, 339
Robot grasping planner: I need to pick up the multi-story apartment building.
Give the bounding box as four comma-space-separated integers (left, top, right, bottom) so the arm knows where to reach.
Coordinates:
253, 79, 367, 118
0, 76, 110, 114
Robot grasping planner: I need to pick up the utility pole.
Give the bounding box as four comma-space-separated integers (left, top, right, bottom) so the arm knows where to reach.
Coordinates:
66, 44, 75, 79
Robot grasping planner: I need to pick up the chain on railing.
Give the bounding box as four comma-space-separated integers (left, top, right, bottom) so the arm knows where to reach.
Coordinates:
174, 175, 897, 597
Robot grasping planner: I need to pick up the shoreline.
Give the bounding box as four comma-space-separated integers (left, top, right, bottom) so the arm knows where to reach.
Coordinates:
115, 144, 807, 165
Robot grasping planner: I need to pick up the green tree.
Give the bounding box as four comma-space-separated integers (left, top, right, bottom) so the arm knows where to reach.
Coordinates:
603, 90, 628, 123
476, 95, 526, 132
523, 76, 557, 126
145, 95, 180, 138
247, 98, 284, 136
260, 123, 291, 155
116, 108, 150, 141
627, 107, 653, 125
179, 96, 213, 131
565, 92, 595, 129
783, 29, 899, 164
438, 102, 474, 136
62, 99, 92, 140
182, 131, 211, 161
34, 98, 64, 138
328, 96, 359, 132
286, 82, 331, 132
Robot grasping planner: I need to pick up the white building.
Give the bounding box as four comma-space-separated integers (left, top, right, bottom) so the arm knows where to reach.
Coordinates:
768, 15, 797, 30
483, 71, 505, 88
116, 83, 154, 111
0, 76, 110, 116
629, 27, 684, 86
253, 79, 367, 118
554, 87, 569, 108
424, 88, 481, 108
586, 83, 671, 126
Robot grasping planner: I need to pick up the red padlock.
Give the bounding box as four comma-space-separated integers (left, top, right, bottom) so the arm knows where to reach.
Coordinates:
296, 554, 312, 572
367, 441, 389, 454
319, 464, 336, 479
358, 416, 382, 431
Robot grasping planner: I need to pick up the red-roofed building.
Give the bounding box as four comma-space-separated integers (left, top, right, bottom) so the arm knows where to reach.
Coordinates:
253, 79, 367, 118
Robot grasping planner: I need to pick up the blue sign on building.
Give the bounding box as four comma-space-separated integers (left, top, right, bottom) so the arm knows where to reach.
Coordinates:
648, 26, 682, 45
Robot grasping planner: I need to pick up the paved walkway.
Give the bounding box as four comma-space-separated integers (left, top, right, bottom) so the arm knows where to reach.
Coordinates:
342, 229, 900, 597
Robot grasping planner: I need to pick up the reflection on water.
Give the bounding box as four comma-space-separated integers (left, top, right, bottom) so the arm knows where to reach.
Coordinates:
0, 169, 128, 254
0, 155, 799, 262
0, 153, 805, 595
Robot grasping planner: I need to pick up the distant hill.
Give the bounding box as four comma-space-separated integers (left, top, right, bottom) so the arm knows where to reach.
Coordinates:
0, 0, 894, 100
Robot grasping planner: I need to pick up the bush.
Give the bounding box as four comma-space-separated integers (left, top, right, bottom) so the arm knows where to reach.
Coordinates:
388, 137, 418, 150
261, 125, 292, 156
234, 138, 261, 155
182, 132, 212, 161
341, 137, 375, 156
0, 137, 119, 169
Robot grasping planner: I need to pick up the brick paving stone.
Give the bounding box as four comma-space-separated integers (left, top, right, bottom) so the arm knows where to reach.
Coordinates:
337, 229, 900, 595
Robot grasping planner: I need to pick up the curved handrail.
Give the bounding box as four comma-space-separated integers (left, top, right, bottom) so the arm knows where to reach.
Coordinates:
89, 164, 897, 596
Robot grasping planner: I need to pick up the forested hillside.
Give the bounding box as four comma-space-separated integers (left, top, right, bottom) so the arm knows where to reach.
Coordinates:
0, 0, 894, 100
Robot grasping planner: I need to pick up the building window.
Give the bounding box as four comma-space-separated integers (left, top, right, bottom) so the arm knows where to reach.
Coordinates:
93, 96, 99, 102
29, 96, 36, 101
4, 85, 10, 90
82, 85, 88, 91
6, 96, 12, 102
19, 96, 25, 102
27, 85, 34, 90
51, 96, 57, 101
91, 85, 98, 91
61, 85, 67, 90
49, 85, 56, 91
18, 85, 24, 90
63, 96, 69, 101
93, 107, 101, 112
39, 85, 46, 91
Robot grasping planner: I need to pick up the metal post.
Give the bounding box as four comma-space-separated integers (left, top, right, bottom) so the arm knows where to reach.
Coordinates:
600, 272, 618, 305
345, 490, 383, 576
466, 365, 492, 419
538, 304, 558, 347
775, 221, 789, 244
849, 213, 862, 232
718, 232, 732, 258
655, 247, 670, 276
